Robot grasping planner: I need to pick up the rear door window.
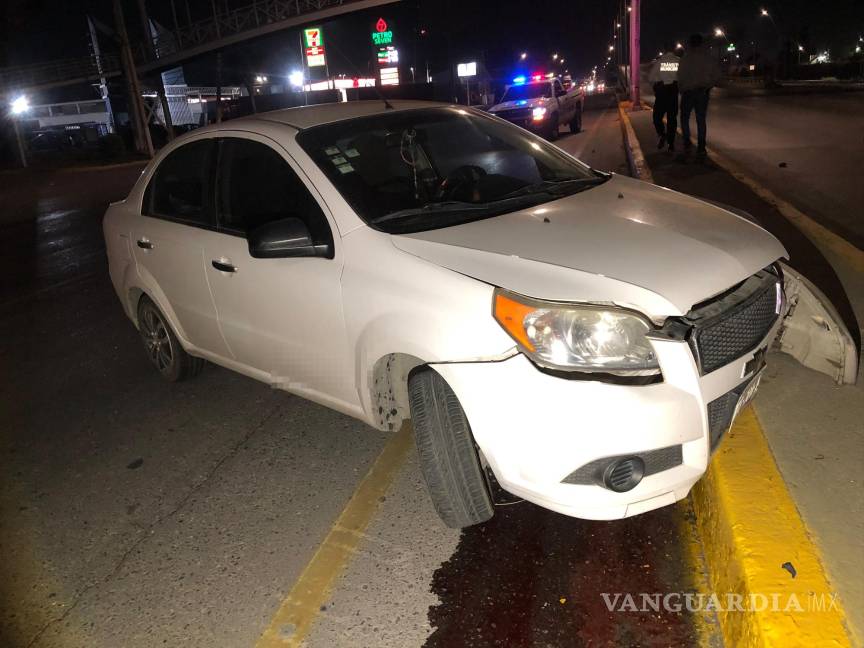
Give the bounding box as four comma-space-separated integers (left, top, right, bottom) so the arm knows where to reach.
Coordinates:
144, 139, 216, 227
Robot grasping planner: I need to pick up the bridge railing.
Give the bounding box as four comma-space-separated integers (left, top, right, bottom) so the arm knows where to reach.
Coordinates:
151, 0, 346, 57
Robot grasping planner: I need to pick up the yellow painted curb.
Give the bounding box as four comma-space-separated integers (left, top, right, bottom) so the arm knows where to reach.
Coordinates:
256, 423, 413, 648
617, 101, 655, 183
691, 407, 852, 647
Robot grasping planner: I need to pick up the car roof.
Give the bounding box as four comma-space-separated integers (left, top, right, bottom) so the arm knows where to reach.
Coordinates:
222, 99, 448, 132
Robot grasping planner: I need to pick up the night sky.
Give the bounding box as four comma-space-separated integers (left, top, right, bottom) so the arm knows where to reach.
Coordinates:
2, 0, 862, 99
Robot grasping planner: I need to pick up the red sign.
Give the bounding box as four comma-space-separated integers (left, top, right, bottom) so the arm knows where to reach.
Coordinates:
376, 18, 388, 32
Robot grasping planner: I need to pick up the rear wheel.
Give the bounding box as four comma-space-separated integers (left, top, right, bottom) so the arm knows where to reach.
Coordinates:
570, 105, 583, 133
408, 369, 494, 528
137, 296, 204, 382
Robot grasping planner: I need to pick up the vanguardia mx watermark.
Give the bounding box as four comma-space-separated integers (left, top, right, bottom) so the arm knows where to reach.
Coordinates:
601, 592, 842, 613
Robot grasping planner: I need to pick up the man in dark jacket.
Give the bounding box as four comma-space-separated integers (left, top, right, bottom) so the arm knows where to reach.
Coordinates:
677, 33, 721, 159
648, 45, 680, 152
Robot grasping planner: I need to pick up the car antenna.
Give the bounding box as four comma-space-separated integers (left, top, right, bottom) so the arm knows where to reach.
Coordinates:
324, 35, 394, 110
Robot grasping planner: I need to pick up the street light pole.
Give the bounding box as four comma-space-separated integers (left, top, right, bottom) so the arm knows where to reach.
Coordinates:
12, 116, 27, 168
629, 0, 641, 109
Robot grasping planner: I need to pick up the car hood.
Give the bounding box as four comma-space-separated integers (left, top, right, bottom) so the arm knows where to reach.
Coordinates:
390, 174, 787, 317
490, 98, 546, 111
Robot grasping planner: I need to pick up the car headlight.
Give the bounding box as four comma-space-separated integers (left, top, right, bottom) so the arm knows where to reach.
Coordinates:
532, 106, 547, 121
493, 290, 660, 375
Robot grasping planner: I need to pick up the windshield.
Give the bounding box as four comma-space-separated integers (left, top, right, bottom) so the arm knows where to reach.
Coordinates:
501, 83, 551, 101
296, 107, 606, 234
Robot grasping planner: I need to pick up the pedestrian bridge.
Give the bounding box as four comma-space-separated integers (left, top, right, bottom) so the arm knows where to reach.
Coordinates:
0, 0, 397, 97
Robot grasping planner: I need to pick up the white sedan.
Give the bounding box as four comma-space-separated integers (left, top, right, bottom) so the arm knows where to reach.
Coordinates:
104, 100, 856, 528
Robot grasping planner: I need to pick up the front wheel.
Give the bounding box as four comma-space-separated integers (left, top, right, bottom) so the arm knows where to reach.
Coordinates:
546, 113, 560, 141
408, 369, 494, 528
570, 106, 583, 133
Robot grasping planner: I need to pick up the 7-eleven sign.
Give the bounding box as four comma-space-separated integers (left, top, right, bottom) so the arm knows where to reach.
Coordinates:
303, 27, 323, 48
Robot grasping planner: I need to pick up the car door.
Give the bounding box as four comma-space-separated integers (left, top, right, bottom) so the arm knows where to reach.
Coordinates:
204, 134, 358, 408
553, 80, 573, 122
132, 137, 232, 357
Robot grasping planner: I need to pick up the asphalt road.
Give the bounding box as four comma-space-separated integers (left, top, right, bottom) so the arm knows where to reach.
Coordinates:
0, 103, 713, 648
698, 90, 864, 251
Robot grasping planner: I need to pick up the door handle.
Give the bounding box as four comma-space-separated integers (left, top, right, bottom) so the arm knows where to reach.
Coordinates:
137, 239, 154, 249
211, 260, 237, 273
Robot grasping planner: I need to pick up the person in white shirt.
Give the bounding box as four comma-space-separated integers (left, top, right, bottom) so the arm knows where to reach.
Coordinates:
648, 44, 681, 152
677, 33, 722, 159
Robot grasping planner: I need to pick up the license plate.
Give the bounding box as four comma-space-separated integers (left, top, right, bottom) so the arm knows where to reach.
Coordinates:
731, 370, 763, 425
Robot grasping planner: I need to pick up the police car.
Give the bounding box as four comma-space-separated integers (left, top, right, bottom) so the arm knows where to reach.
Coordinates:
488, 75, 584, 140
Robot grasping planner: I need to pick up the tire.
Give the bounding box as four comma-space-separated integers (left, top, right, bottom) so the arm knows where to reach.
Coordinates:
137, 296, 204, 382
570, 105, 583, 133
408, 369, 494, 528
546, 113, 560, 141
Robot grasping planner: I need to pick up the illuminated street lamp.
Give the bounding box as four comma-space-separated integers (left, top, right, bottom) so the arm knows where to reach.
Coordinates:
552, 53, 558, 59
675, 42, 684, 50
760, 8, 769, 16
8, 94, 30, 167
714, 27, 725, 38
288, 70, 304, 89
609, 45, 615, 52
520, 52, 527, 60
11, 95, 29, 114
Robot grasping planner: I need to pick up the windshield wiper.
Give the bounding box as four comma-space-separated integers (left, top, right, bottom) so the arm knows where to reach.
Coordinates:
369, 201, 490, 224
498, 176, 609, 200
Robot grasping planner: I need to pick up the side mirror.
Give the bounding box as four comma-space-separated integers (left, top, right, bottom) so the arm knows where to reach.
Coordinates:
248, 217, 332, 259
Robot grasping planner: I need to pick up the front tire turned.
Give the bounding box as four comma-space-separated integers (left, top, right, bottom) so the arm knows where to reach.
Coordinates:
408, 369, 494, 528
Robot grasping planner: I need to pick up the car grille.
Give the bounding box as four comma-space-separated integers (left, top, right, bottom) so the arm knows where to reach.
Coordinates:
687, 271, 780, 374
493, 107, 532, 122
706, 379, 753, 451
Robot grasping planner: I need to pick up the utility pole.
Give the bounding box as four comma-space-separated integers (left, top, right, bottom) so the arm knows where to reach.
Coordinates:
12, 118, 27, 168
113, 0, 153, 156
629, 0, 641, 109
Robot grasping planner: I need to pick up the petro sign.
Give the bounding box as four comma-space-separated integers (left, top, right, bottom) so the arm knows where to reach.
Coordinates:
372, 17, 393, 45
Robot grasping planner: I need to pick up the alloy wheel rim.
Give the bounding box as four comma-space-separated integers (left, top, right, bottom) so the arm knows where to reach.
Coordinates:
141, 307, 173, 373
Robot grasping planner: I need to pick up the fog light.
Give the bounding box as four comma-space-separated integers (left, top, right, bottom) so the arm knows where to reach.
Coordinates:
602, 457, 645, 492
532, 106, 547, 121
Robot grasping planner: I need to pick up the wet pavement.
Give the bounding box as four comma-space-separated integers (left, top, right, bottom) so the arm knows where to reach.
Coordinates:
0, 108, 716, 647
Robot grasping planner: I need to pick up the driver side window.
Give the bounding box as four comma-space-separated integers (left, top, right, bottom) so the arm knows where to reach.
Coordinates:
216, 138, 332, 248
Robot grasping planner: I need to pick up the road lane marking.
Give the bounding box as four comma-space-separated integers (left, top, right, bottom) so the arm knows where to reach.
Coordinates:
691, 407, 852, 647
255, 423, 413, 648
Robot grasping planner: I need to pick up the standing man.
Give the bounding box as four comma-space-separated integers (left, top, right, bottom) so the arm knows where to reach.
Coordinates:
648, 44, 680, 152
677, 33, 721, 160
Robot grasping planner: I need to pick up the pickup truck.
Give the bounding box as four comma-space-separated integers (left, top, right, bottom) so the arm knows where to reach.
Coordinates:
488, 77, 584, 140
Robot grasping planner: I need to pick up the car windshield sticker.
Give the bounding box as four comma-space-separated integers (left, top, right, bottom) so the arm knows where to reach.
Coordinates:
336, 163, 354, 174
344, 148, 360, 158
330, 155, 347, 166
324, 146, 340, 156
